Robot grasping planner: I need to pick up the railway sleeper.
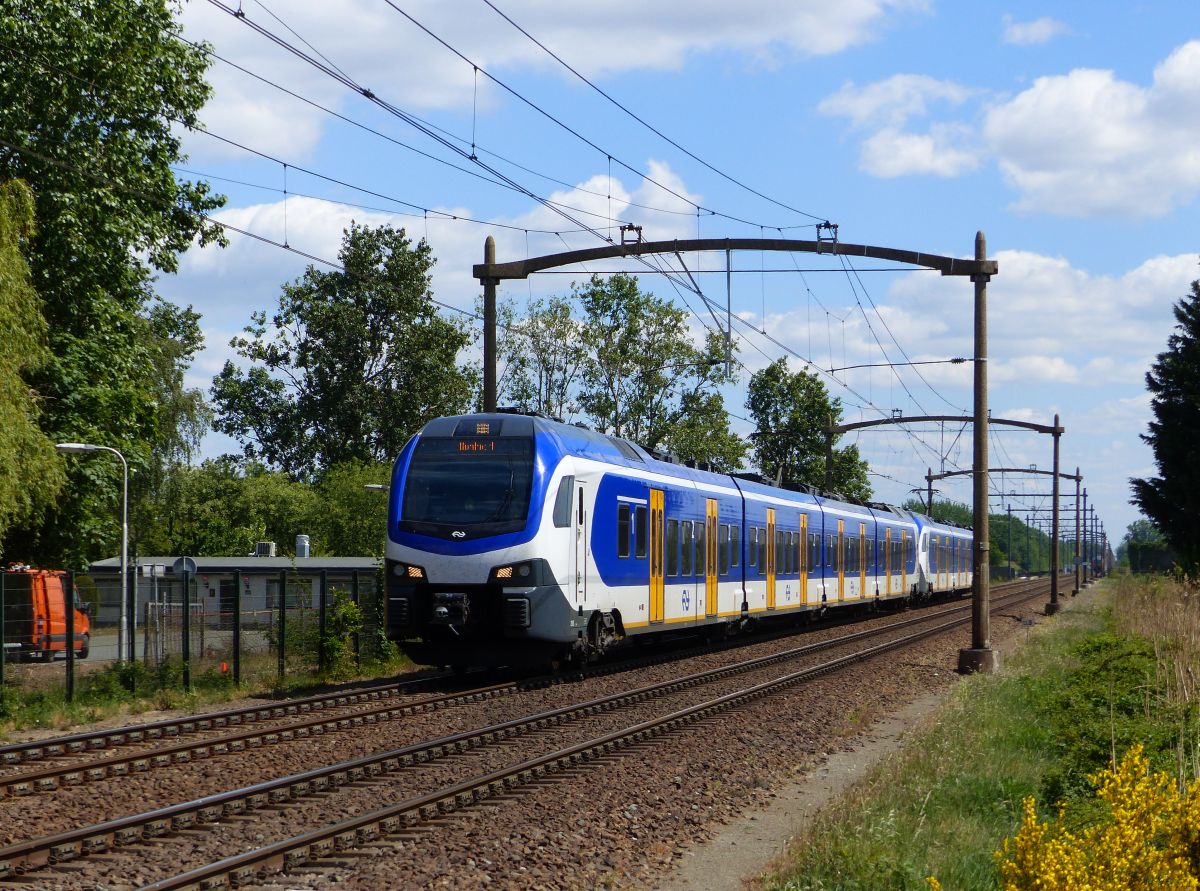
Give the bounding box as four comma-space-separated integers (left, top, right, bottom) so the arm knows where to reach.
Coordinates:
81, 836, 108, 854
171, 813, 196, 831
60, 771, 83, 786
310, 838, 335, 858
212, 743, 229, 755
334, 831, 358, 850
285, 848, 311, 870
152, 754, 172, 767
221, 800, 246, 817
49, 842, 79, 863
379, 816, 401, 834
132, 758, 150, 771
180, 722, 197, 733
114, 827, 143, 845
247, 792, 268, 809
35, 777, 57, 792
357, 825, 379, 843
269, 787, 290, 804
246, 736, 263, 749
199, 876, 227, 890
199, 805, 224, 822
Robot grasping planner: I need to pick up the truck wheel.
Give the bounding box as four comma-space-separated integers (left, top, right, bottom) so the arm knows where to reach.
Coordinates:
78, 635, 89, 659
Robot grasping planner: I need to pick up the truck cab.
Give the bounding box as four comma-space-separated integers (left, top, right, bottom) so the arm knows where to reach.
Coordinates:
2, 569, 90, 661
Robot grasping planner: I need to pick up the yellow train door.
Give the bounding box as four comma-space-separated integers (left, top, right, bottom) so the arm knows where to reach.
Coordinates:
766, 508, 777, 609
837, 519, 845, 601
649, 489, 664, 624
800, 514, 809, 605
885, 528, 893, 595
706, 499, 718, 618
859, 523, 867, 595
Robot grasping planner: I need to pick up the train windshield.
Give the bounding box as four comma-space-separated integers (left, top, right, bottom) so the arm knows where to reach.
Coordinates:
399, 436, 535, 538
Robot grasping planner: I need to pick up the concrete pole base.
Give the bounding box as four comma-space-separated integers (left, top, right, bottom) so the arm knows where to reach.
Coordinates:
1045, 601, 1061, 616
958, 647, 1001, 674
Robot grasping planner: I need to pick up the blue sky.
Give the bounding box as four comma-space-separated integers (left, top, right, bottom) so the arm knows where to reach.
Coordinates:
168, 0, 1200, 547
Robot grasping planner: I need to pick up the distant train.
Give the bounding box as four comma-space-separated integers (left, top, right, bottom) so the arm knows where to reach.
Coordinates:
385, 412, 973, 668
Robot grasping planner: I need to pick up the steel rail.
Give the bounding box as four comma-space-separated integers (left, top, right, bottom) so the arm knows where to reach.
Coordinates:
0, 582, 1047, 880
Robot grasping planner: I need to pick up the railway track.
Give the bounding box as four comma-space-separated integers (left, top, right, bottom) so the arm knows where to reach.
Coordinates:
0, 580, 1051, 888
0, 579, 1046, 798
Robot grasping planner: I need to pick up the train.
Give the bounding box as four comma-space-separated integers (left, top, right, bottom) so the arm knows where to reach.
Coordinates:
385, 411, 973, 668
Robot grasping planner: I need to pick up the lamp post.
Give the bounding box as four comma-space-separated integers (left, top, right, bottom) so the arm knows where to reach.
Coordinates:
56, 442, 128, 663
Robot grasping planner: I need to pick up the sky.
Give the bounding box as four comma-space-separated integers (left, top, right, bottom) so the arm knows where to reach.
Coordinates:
166, 0, 1200, 549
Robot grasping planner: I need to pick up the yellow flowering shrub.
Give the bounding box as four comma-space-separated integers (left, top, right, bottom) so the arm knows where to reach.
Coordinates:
994, 744, 1199, 890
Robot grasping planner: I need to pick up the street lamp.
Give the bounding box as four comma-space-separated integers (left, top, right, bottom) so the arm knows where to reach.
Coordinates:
56, 442, 128, 662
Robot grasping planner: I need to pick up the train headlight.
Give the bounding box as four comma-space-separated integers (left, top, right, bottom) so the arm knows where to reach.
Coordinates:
491, 561, 535, 583
392, 562, 426, 580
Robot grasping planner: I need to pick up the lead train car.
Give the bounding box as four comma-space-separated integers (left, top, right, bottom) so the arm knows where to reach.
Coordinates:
386, 412, 973, 667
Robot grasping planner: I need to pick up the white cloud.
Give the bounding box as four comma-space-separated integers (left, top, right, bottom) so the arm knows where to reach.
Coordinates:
984, 40, 1200, 216
860, 124, 981, 177
819, 74, 974, 129
1001, 15, 1069, 46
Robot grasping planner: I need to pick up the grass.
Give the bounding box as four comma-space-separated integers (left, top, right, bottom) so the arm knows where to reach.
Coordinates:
755, 578, 1186, 890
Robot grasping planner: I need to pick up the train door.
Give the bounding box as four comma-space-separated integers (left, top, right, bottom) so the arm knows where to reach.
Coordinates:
885, 528, 893, 595
649, 489, 665, 624
837, 519, 846, 601
573, 481, 588, 603
766, 508, 777, 610
800, 514, 809, 605
858, 523, 867, 597
705, 499, 718, 618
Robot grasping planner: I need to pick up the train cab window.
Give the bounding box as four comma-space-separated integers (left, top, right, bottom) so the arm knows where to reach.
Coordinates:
617, 504, 631, 558
635, 506, 648, 559
718, 524, 730, 575
757, 528, 767, 570
552, 476, 574, 528
681, 521, 694, 576
666, 519, 680, 576
695, 520, 706, 577
730, 525, 740, 568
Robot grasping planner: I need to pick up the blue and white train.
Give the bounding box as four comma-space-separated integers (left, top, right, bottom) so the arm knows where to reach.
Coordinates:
386, 412, 973, 667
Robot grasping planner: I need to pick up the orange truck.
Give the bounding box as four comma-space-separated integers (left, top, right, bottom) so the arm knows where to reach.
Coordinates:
1, 569, 90, 661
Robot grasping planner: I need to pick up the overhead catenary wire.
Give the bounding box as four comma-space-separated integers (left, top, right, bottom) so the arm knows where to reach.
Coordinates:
478, 0, 829, 224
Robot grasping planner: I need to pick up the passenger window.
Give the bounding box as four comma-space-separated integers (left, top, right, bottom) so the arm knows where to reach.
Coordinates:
617, 504, 631, 558
695, 520, 706, 576
681, 521, 694, 576
552, 476, 574, 528
730, 525, 740, 567
748, 527, 757, 567
757, 528, 767, 570
718, 524, 730, 575
635, 505, 648, 559
666, 519, 679, 576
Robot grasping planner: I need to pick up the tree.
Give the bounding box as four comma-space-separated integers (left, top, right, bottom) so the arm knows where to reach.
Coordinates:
746, 358, 871, 500
573, 274, 745, 468
1131, 278, 1200, 569
0, 1, 225, 566
212, 224, 473, 479
140, 458, 317, 558
1118, 519, 1172, 573
0, 180, 64, 545
309, 462, 391, 558
496, 294, 586, 422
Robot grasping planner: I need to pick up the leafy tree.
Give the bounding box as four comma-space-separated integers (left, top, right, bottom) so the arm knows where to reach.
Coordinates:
212, 224, 473, 479
309, 462, 391, 558
1131, 278, 1200, 569
0, 0, 225, 565
140, 458, 317, 558
0, 180, 63, 544
746, 358, 870, 500
496, 294, 586, 422
573, 274, 745, 468
1118, 519, 1172, 573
